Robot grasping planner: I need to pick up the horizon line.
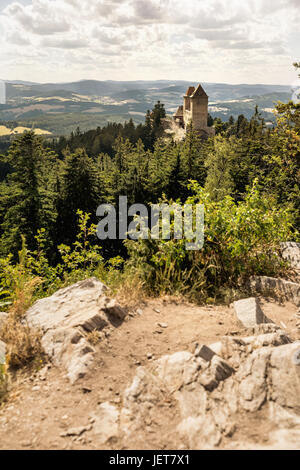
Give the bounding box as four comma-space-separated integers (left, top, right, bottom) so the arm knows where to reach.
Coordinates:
0, 78, 292, 87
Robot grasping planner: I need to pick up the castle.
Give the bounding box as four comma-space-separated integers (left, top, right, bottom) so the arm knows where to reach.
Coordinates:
173, 84, 215, 137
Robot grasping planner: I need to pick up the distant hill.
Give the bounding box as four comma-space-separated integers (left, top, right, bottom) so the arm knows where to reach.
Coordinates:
0, 80, 292, 136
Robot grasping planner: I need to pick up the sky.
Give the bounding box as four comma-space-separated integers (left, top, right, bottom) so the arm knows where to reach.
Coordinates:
0, 0, 299, 85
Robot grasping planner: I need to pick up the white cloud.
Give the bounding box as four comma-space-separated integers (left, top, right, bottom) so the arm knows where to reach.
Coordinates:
0, 0, 298, 84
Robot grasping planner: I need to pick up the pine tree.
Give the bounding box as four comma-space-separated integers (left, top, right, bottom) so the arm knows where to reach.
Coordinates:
0, 131, 55, 255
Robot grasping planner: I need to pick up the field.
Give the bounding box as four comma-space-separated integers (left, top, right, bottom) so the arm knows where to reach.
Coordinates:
0, 124, 51, 136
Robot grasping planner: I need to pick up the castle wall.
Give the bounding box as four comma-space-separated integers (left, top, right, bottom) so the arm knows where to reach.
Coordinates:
190, 96, 208, 130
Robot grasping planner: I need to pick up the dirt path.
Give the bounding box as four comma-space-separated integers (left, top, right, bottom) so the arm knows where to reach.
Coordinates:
0, 297, 299, 450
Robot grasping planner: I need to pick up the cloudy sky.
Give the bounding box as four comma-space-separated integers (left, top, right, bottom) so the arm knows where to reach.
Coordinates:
0, 0, 299, 84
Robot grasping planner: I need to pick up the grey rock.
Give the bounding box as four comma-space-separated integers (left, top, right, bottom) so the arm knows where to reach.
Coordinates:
237, 347, 272, 412
237, 341, 300, 412
119, 335, 300, 449
250, 276, 300, 306
241, 331, 291, 348
233, 297, 271, 328
26, 278, 127, 383
154, 351, 199, 393
91, 402, 119, 444
198, 355, 234, 391
269, 341, 300, 409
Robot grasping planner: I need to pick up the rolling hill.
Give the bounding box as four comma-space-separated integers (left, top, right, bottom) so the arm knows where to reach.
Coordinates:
0, 80, 292, 136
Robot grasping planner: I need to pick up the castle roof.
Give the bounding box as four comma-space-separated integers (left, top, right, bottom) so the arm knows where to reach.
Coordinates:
191, 84, 208, 98
185, 86, 195, 97
174, 105, 183, 117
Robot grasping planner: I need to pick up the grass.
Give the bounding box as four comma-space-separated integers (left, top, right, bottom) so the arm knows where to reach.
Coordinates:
0, 277, 44, 371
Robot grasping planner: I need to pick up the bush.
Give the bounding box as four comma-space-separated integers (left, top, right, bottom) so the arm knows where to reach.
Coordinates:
124, 181, 297, 302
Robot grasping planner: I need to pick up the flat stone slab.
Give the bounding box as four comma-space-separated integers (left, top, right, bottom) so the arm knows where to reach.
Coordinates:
233, 297, 271, 328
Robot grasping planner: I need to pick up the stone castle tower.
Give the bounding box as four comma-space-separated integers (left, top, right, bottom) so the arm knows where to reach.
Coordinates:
173, 84, 215, 137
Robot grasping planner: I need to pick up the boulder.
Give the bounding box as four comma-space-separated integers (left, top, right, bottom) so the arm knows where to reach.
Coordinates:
250, 276, 300, 306
26, 278, 127, 383
233, 297, 271, 328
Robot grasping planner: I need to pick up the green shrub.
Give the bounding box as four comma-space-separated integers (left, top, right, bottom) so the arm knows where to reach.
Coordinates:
124, 181, 297, 302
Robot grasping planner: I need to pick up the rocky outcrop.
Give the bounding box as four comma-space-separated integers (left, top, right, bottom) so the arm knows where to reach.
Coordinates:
250, 276, 300, 306
26, 278, 127, 383
116, 333, 300, 449
22, 277, 300, 449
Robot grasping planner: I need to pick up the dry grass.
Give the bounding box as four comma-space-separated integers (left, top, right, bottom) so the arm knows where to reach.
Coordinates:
0, 277, 44, 369
114, 274, 146, 308
9, 277, 42, 320
86, 330, 102, 346
0, 316, 44, 369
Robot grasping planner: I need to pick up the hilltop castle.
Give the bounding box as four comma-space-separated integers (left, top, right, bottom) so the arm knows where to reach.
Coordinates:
173, 84, 215, 137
